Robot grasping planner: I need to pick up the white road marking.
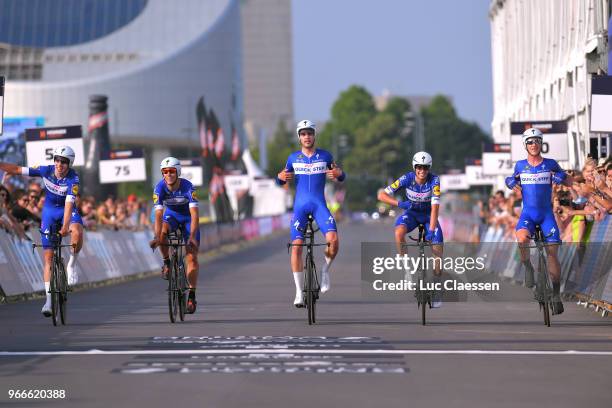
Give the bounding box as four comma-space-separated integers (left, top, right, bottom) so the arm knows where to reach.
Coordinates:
1, 349, 612, 356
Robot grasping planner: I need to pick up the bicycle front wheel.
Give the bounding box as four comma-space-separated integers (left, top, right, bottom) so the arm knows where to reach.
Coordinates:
58, 259, 68, 325
50, 260, 59, 326
178, 260, 187, 322
305, 255, 317, 325
167, 257, 179, 323
537, 252, 551, 327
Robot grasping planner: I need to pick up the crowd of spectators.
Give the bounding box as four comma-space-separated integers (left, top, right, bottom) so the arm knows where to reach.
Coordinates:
480, 157, 612, 243
0, 176, 152, 239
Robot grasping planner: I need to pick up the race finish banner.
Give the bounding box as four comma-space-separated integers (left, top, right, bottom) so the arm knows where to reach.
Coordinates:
482, 143, 512, 175
99, 149, 146, 184
0, 76, 4, 135
180, 159, 203, 187
25, 125, 85, 166
440, 173, 469, 191
510, 121, 568, 162
590, 75, 612, 132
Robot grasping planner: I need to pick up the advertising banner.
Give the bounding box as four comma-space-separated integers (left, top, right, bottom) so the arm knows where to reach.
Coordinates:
99, 149, 146, 184
25, 125, 85, 166
510, 121, 568, 161
590, 76, 612, 132
482, 143, 513, 175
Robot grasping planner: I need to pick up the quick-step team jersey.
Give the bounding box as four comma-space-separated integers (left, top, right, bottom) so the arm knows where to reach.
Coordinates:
279, 148, 345, 204
22, 165, 79, 207
511, 158, 566, 209
384, 172, 441, 213
153, 178, 198, 216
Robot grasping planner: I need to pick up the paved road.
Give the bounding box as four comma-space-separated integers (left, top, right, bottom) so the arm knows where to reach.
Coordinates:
1, 220, 610, 407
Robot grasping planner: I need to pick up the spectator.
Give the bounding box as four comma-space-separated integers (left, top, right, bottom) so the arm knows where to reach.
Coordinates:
79, 196, 98, 230
10, 189, 41, 230
0, 185, 27, 239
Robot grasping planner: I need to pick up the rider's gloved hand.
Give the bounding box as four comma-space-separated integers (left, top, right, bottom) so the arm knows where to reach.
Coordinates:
505, 175, 519, 189
425, 229, 436, 242
398, 200, 412, 210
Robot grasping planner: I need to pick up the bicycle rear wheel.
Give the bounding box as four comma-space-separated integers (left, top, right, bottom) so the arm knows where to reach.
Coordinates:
58, 259, 68, 325
167, 256, 179, 323
538, 253, 551, 327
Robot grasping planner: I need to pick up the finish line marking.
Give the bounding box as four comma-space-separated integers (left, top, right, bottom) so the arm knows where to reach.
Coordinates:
2, 349, 612, 357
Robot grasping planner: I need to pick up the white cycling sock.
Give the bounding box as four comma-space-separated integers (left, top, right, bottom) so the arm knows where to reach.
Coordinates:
322, 256, 333, 276
44, 281, 51, 302
293, 271, 304, 293
68, 252, 79, 268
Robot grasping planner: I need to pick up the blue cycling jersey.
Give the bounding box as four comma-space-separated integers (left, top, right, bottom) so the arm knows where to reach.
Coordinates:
153, 178, 198, 216
277, 148, 345, 204
22, 165, 79, 208
511, 158, 566, 209
384, 172, 441, 213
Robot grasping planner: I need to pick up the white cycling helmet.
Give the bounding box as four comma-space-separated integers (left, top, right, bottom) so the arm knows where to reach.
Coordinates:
160, 156, 181, 176
53, 145, 76, 166
412, 151, 433, 169
296, 119, 316, 137
522, 127, 543, 146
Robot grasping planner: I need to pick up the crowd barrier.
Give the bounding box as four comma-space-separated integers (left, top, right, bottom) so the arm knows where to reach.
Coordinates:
449, 213, 612, 317
0, 213, 292, 299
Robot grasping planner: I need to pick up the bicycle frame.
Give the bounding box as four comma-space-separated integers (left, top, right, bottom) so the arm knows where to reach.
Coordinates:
163, 226, 189, 323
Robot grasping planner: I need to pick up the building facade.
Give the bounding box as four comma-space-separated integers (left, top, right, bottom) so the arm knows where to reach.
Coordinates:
240, 0, 294, 146
1, 0, 245, 169
489, 0, 609, 168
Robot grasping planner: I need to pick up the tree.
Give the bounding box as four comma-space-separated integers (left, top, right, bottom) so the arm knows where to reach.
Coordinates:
317, 85, 377, 158
421, 95, 491, 171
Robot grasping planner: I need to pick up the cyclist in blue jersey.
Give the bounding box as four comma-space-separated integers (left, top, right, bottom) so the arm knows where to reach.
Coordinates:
505, 127, 573, 315
276, 120, 346, 307
377, 151, 444, 308
0, 146, 84, 317
149, 157, 200, 314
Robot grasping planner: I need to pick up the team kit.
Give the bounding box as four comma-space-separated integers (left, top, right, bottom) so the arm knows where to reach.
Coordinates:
0, 121, 568, 318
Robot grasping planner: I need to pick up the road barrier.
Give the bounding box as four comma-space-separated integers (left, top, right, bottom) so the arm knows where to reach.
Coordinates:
449, 214, 612, 317
0, 213, 292, 299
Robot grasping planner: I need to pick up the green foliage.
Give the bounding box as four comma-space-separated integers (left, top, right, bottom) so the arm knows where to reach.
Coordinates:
421, 95, 491, 171
263, 120, 296, 178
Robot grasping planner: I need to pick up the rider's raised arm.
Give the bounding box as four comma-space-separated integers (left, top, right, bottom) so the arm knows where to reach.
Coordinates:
0, 162, 36, 176
152, 184, 164, 238
429, 176, 441, 231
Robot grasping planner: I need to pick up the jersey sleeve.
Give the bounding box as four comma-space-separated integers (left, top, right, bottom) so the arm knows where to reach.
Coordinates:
65, 174, 80, 203
384, 174, 408, 195
21, 165, 44, 177
431, 176, 441, 205
550, 160, 567, 184
153, 183, 164, 211
187, 182, 199, 209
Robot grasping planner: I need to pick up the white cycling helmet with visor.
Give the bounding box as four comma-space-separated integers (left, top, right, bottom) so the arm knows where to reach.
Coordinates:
412, 151, 433, 169
296, 119, 316, 138
53, 145, 76, 167
160, 156, 181, 177
522, 127, 543, 146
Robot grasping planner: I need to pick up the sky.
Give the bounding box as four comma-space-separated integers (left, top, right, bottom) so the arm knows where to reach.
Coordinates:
292, 0, 493, 133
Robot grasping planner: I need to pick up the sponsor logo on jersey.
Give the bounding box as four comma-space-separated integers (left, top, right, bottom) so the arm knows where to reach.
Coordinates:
71, 185, 79, 195
433, 185, 441, 196
42, 178, 68, 196
153, 193, 159, 203
165, 196, 189, 206
32, 165, 40, 170
520, 172, 551, 185
191, 191, 197, 201
390, 180, 400, 190
405, 189, 432, 202
292, 162, 327, 175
